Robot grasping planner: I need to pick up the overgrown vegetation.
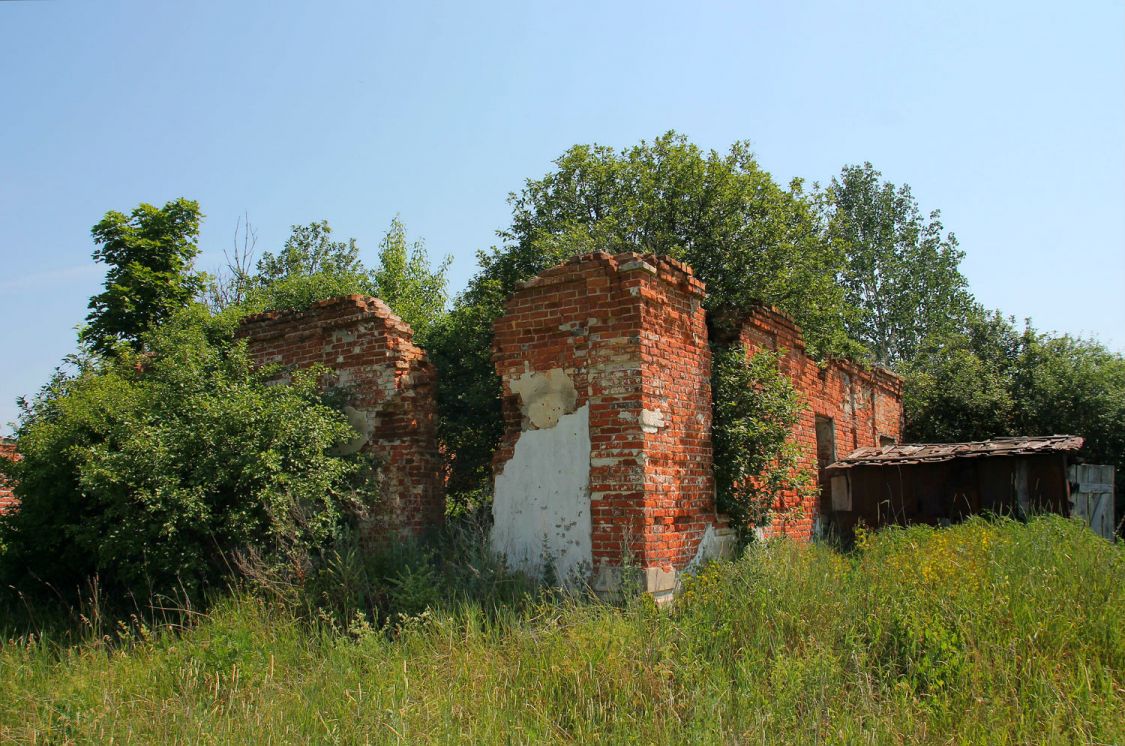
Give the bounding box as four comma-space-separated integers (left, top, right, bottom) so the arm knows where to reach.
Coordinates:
710, 345, 811, 532
0, 309, 362, 599
1, 517, 1120, 743
206, 216, 450, 343
0, 206, 451, 603
6, 131, 1123, 591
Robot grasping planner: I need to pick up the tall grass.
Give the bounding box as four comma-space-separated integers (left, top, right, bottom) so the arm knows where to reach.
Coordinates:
1, 515, 1121, 744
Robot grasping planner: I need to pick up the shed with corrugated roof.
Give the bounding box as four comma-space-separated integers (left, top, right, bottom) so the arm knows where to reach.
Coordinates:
821, 435, 1113, 539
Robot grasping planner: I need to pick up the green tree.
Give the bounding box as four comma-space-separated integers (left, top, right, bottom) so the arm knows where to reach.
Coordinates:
0, 307, 361, 597
903, 309, 1124, 525
820, 163, 973, 366
255, 220, 365, 283
1011, 330, 1125, 471
81, 199, 203, 355
490, 132, 854, 353
427, 285, 507, 507
371, 217, 450, 344
239, 220, 373, 314
901, 307, 1019, 442
227, 219, 449, 338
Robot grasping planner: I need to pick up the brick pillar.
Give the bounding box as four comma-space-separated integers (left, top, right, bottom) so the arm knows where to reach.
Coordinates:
491, 252, 733, 601
236, 296, 444, 539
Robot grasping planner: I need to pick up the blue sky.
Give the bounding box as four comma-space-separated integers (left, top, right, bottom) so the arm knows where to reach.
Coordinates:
1, 0, 1122, 434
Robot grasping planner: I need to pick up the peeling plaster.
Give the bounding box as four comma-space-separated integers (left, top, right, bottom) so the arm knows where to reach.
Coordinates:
640, 408, 666, 433
331, 405, 375, 456
492, 404, 592, 583
683, 524, 736, 573
510, 368, 578, 429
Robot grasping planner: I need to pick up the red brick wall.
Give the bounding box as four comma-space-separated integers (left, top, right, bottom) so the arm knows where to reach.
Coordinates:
0, 439, 18, 514
736, 306, 903, 540
236, 296, 443, 538
493, 252, 725, 591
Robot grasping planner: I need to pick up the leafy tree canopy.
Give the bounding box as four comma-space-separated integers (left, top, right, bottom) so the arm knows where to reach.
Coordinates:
81, 198, 203, 355
255, 220, 365, 283
371, 217, 450, 344
901, 307, 1019, 443
819, 163, 973, 367
903, 308, 1125, 477
483, 131, 856, 355
210, 218, 450, 341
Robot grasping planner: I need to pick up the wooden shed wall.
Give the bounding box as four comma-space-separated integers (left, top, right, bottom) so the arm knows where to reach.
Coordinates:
829, 453, 1071, 538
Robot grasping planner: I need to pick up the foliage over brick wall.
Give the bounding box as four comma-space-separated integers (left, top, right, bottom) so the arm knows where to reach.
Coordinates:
236, 295, 444, 539
726, 305, 904, 540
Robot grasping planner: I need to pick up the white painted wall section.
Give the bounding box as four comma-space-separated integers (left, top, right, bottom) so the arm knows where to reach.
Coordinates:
492, 404, 592, 582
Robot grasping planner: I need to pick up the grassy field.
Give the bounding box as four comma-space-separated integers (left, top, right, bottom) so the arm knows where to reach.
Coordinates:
0, 516, 1122, 744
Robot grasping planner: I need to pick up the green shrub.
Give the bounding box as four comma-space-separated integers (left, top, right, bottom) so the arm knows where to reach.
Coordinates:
293, 516, 538, 631
710, 344, 812, 534
0, 306, 362, 600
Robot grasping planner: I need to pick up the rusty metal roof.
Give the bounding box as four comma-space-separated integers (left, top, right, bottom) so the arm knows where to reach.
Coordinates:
826, 435, 1084, 471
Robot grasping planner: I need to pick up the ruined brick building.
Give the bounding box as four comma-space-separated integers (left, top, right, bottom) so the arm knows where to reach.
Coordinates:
730, 306, 903, 540
0, 253, 904, 599
227, 252, 902, 600
490, 252, 733, 599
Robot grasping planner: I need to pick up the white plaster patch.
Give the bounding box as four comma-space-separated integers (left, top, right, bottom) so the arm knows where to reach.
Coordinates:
492, 404, 592, 583
510, 368, 578, 429
331, 405, 375, 456
683, 524, 737, 573
640, 408, 666, 433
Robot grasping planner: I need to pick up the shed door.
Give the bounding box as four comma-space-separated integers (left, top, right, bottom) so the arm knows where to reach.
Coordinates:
1068, 464, 1116, 540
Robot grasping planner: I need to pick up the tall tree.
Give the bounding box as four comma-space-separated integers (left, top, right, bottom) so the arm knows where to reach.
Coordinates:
821, 163, 972, 366
901, 307, 1020, 442
371, 217, 450, 343
1010, 330, 1125, 473
81, 198, 203, 354
236, 218, 450, 331
237, 220, 373, 316
490, 132, 854, 355
255, 220, 364, 283
903, 308, 1125, 524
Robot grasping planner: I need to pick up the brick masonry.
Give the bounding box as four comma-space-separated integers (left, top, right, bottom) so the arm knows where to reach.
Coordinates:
733, 305, 903, 540
0, 438, 17, 514
236, 295, 444, 539
491, 252, 733, 599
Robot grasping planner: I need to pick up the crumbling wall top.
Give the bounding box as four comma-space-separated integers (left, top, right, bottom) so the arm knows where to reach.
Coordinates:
512, 251, 705, 299
728, 303, 902, 396
235, 295, 416, 342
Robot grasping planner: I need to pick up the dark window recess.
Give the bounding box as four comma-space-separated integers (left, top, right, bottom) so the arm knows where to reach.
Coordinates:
815, 416, 837, 470
815, 415, 837, 513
